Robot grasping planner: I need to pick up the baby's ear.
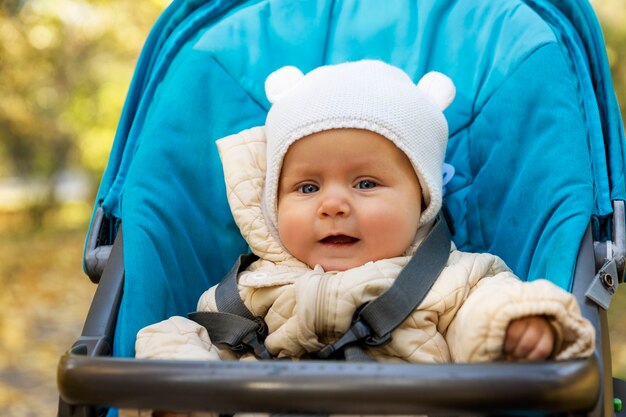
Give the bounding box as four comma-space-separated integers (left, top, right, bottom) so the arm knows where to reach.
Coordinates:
416, 71, 456, 111
265, 66, 304, 104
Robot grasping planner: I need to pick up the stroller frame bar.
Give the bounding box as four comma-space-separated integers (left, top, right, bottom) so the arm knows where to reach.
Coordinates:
58, 352, 599, 415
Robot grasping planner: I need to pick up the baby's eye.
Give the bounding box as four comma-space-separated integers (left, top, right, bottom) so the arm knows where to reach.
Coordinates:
355, 180, 378, 189
298, 184, 319, 194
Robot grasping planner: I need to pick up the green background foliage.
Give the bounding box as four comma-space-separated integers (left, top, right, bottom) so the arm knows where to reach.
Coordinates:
1, 0, 168, 177
595, 0, 626, 122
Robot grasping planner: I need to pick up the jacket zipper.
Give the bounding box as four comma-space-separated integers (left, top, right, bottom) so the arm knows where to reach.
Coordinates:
315, 273, 330, 342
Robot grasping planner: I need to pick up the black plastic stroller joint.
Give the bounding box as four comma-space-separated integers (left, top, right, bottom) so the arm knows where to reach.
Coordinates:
84, 207, 119, 283
588, 201, 626, 309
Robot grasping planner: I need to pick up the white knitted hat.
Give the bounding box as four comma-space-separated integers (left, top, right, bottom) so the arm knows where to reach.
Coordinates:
263, 60, 455, 242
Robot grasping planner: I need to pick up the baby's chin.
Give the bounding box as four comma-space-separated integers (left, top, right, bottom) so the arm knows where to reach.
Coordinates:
311, 258, 376, 272
305, 249, 411, 272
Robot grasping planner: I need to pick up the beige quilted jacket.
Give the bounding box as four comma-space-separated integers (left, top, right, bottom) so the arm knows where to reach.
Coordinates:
135, 127, 594, 364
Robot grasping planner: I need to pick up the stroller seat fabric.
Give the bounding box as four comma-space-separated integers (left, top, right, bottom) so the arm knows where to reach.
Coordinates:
94, 0, 601, 361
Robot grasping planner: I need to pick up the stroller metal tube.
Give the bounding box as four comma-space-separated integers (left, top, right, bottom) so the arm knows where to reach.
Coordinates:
612, 200, 626, 277
58, 353, 600, 415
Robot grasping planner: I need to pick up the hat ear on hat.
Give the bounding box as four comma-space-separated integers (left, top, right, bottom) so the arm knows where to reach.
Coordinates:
265, 66, 304, 104
416, 71, 456, 111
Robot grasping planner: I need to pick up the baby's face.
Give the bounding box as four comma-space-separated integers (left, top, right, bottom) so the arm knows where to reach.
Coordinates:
277, 128, 422, 272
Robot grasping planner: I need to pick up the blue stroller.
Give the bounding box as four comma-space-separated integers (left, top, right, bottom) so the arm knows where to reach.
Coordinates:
58, 0, 626, 416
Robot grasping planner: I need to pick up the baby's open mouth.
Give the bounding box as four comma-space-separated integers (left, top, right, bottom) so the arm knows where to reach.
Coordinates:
319, 235, 359, 244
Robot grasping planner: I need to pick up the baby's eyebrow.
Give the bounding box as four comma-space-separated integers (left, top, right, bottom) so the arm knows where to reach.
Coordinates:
279, 164, 320, 179
278, 171, 312, 187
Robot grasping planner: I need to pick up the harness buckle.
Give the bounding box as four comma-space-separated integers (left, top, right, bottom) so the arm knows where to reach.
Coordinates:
253, 316, 269, 338
364, 330, 392, 347
313, 320, 374, 359
230, 316, 272, 359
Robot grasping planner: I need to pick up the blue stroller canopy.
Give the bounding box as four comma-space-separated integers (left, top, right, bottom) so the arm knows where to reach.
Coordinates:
86, 0, 624, 359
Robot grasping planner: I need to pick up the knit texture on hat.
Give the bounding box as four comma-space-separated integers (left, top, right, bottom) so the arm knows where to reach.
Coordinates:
263, 60, 455, 244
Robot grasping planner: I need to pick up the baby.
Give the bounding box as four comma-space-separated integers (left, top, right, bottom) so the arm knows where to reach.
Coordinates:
133, 61, 595, 414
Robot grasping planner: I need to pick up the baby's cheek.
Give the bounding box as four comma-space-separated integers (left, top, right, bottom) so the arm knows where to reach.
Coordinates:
375, 208, 417, 246
277, 210, 308, 256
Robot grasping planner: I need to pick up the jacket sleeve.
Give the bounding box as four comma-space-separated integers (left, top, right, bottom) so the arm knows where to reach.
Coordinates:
135, 315, 224, 361
445, 262, 595, 362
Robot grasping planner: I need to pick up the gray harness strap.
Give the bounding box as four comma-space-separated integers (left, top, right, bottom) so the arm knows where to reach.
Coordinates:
189, 253, 271, 359
190, 212, 452, 362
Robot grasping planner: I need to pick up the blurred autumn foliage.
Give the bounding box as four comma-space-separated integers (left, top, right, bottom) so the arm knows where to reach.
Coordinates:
0, 0, 168, 415
592, 0, 626, 122
0, 0, 169, 227
0, 0, 624, 416
0, 227, 92, 415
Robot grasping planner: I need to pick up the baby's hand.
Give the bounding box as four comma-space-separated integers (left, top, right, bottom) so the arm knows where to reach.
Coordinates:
503, 316, 555, 361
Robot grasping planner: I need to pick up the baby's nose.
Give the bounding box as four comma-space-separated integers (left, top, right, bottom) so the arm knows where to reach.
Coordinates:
318, 190, 351, 217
